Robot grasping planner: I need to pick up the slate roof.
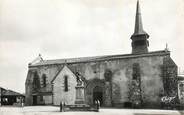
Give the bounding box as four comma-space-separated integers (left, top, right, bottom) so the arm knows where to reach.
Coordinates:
0, 87, 6, 90
1, 89, 24, 96
29, 50, 170, 67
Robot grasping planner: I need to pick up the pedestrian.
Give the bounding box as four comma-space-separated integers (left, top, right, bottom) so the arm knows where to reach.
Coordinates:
63, 102, 66, 112
60, 101, 63, 112
96, 100, 100, 112
97, 100, 100, 108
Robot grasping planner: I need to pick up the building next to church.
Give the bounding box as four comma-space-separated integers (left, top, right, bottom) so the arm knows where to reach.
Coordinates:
0, 87, 25, 106
178, 75, 184, 104
25, 1, 179, 108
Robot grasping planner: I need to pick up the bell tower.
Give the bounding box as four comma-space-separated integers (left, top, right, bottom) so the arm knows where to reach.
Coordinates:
131, 0, 149, 54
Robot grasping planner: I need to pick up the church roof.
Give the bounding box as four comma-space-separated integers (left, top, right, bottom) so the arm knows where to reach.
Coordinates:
29, 50, 170, 67
51, 64, 76, 83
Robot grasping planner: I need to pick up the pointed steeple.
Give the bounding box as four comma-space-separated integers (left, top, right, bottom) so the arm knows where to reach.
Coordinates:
131, 0, 149, 54
132, 0, 148, 37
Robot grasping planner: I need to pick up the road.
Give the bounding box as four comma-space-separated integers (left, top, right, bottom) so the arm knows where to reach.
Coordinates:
0, 106, 183, 115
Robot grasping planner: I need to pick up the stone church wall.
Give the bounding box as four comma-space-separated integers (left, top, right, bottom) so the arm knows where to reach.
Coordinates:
26, 52, 177, 108
65, 54, 167, 107
36, 65, 62, 91
43, 95, 52, 105
25, 65, 63, 105
52, 66, 77, 105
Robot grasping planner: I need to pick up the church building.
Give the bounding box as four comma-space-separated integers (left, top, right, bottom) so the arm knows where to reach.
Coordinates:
25, 1, 178, 108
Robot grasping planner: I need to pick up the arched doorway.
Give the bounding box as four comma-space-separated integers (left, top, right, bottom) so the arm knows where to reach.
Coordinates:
93, 86, 103, 106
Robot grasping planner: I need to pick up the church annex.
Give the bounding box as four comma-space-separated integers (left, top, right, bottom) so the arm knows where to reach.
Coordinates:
25, 1, 178, 108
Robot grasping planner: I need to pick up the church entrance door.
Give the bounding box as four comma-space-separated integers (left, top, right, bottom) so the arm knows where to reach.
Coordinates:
33, 96, 37, 105
93, 86, 103, 106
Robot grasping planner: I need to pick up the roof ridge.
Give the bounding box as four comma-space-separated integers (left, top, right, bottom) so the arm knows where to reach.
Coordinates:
29, 50, 169, 67
43, 50, 167, 61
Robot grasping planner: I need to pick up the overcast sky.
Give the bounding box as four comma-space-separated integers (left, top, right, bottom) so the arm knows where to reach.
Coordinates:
0, 0, 184, 93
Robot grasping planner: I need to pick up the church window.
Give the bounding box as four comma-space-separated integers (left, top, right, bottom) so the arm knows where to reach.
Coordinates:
42, 74, 47, 87
104, 69, 112, 81
33, 71, 40, 90
132, 63, 140, 80
64, 75, 68, 91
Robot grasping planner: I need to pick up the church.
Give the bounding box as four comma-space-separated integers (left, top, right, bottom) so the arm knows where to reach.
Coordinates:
25, 1, 178, 108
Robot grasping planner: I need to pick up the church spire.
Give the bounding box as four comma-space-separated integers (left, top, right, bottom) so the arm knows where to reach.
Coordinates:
131, 0, 149, 54
134, 0, 144, 35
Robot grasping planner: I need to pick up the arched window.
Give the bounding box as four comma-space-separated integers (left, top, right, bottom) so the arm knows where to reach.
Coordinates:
33, 71, 40, 90
64, 75, 68, 91
104, 69, 112, 81
42, 74, 47, 87
132, 63, 140, 80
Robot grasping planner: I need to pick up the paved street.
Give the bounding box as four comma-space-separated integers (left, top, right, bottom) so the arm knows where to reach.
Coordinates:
0, 106, 183, 115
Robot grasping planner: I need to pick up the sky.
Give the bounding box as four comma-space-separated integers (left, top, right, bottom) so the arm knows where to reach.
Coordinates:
0, 0, 184, 93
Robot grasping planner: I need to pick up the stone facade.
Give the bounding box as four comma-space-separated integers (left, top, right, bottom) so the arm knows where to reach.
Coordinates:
52, 65, 77, 105
25, 51, 178, 108
25, 1, 179, 109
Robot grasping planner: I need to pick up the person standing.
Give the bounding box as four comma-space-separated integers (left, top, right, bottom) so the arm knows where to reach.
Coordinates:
60, 101, 63, 112
96, 100, 100, 112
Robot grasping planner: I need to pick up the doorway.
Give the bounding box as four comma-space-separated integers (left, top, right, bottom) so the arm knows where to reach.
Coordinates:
93, 86, 103, 106
33, 96, 37, 105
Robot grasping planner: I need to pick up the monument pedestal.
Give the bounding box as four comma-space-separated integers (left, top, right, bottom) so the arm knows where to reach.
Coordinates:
75, 85, 85, 104
67, 78, 93, 111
